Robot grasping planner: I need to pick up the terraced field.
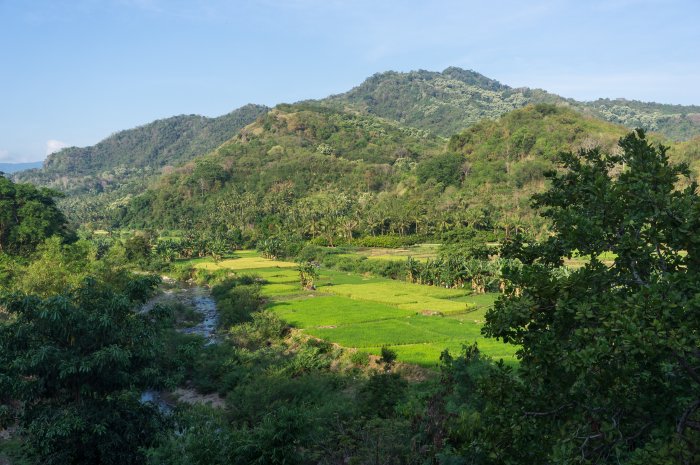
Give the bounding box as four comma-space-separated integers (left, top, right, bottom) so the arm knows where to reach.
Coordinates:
193, 250, 517, 366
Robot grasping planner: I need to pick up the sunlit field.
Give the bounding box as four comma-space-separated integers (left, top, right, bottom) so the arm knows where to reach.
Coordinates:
346, 243, 440, 262
201, 250, 517, 367
193, 250, 297, 270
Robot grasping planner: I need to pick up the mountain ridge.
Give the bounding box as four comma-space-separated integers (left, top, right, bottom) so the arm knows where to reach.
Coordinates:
16, 103, 268, 192
323, 67, 700, 140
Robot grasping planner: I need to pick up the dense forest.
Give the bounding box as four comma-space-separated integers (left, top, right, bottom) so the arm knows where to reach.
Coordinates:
2, 68, 699, 464
13, 104, 268, 226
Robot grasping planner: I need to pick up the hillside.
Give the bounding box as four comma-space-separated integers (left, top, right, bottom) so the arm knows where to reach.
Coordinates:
326, 67, 700, 141
325, 67, 563, 137
583, 98, 700, 140
118, 103, 444, 230
116, 103, 631, 242
14, 103, 268, 194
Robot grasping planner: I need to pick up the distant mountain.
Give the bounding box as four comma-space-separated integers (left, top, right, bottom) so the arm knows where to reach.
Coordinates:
582, 98, 700, 141
0, 161, 43, 174
15, 103, 269, 194
324, 67, 562, 137
325, 67, 700, 141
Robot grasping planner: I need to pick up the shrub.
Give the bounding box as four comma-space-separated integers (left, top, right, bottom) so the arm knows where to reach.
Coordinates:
357, 373, 408, 418
349, 235, 422, 248
350, 351, 370, 367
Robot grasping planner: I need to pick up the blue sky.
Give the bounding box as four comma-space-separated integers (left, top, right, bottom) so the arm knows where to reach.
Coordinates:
1, 0, 699, 162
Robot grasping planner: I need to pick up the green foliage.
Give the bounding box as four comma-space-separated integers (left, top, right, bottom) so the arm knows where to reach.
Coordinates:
124, 233, 152, 262
350, 350, 370, 367
212, 278, 263, 328
296, 260, 319, 290
416, 152, 464, 187
146, 406, 233, 465
228, 310, 286, 350
0, 277, 167, 464
379, 345, 398, 371
358, 372, 408, 418
0, 174, 70, 255
257, 237, 283, 260
442, 130, 700, 464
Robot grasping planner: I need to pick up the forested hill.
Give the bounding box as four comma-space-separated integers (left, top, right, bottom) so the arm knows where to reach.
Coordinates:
325, 67, 700, 141
14, 103, 268, 193
324, 67, 562, 137
583, 98, 700, 140
116, 104, 627, 239
118, 103, 444, 230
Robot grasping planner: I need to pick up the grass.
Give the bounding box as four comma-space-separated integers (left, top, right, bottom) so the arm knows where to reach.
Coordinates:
269, 296, 416, 327
195, 250, 517, 367
193, 250, 297, 271
345, 243, 440, 262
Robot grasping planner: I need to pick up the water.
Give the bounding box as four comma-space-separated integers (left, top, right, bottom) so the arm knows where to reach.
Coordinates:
180, 288, 219, 344
140, 285, 219, 412
140, 389, 173, 414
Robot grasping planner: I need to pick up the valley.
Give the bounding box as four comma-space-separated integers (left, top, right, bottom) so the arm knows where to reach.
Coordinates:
187, 249, 514, 366
2, 65, 699, 464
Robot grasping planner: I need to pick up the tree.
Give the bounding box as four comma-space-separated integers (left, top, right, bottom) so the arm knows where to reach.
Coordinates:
0, 174, 70, 255
0, 276, 167, 464
416, 152, 465, 187
458, 130, 700, 464
297, 261, 319, 290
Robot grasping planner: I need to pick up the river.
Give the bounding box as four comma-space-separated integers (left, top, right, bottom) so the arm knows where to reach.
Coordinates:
140, 284, 219, 412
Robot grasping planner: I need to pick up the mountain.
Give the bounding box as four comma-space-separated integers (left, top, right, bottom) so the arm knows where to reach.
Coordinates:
324, 67, 562, 137
14, 67, 700, 231
582, 98, 700, 140
14, 104, 268, 194
0, 161, 43, 174
118, 102, 445, 230
115, 103, 631, 240
325, 67, 700, 141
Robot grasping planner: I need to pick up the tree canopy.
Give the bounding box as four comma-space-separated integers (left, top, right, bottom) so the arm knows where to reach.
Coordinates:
0, 274, 165, 464
440, 130, 700, 464
0, 174, 70, 255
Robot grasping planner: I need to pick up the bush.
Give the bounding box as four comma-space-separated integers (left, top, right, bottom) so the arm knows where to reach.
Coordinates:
357, 373, 408, 418
349, 235, 422, 248
350, 351, 370, 367
215, 284, 263, 328
228, 310, 286, 350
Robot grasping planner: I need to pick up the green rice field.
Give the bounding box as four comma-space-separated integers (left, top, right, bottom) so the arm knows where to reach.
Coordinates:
195, 250, 518, 367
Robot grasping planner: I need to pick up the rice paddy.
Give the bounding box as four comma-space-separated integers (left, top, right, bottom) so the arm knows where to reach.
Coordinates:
193, 250, 297, 270
199, 250, 518, 367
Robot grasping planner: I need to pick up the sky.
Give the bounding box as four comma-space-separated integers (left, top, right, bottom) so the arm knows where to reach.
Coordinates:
1, 0, 699, 162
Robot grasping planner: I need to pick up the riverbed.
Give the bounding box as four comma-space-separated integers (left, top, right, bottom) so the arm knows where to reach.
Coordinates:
140, 284, 221, 411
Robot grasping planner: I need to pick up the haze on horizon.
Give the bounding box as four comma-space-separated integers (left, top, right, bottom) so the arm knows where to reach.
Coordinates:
1, 0, 698, 163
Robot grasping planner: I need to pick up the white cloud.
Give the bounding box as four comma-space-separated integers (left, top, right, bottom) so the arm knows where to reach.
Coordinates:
46, 139, 69, 156
0, 149, 9, 162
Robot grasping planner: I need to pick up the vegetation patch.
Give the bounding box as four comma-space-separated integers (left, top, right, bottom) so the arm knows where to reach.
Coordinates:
206, 250, 513, 366
193, 250, 296, 270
